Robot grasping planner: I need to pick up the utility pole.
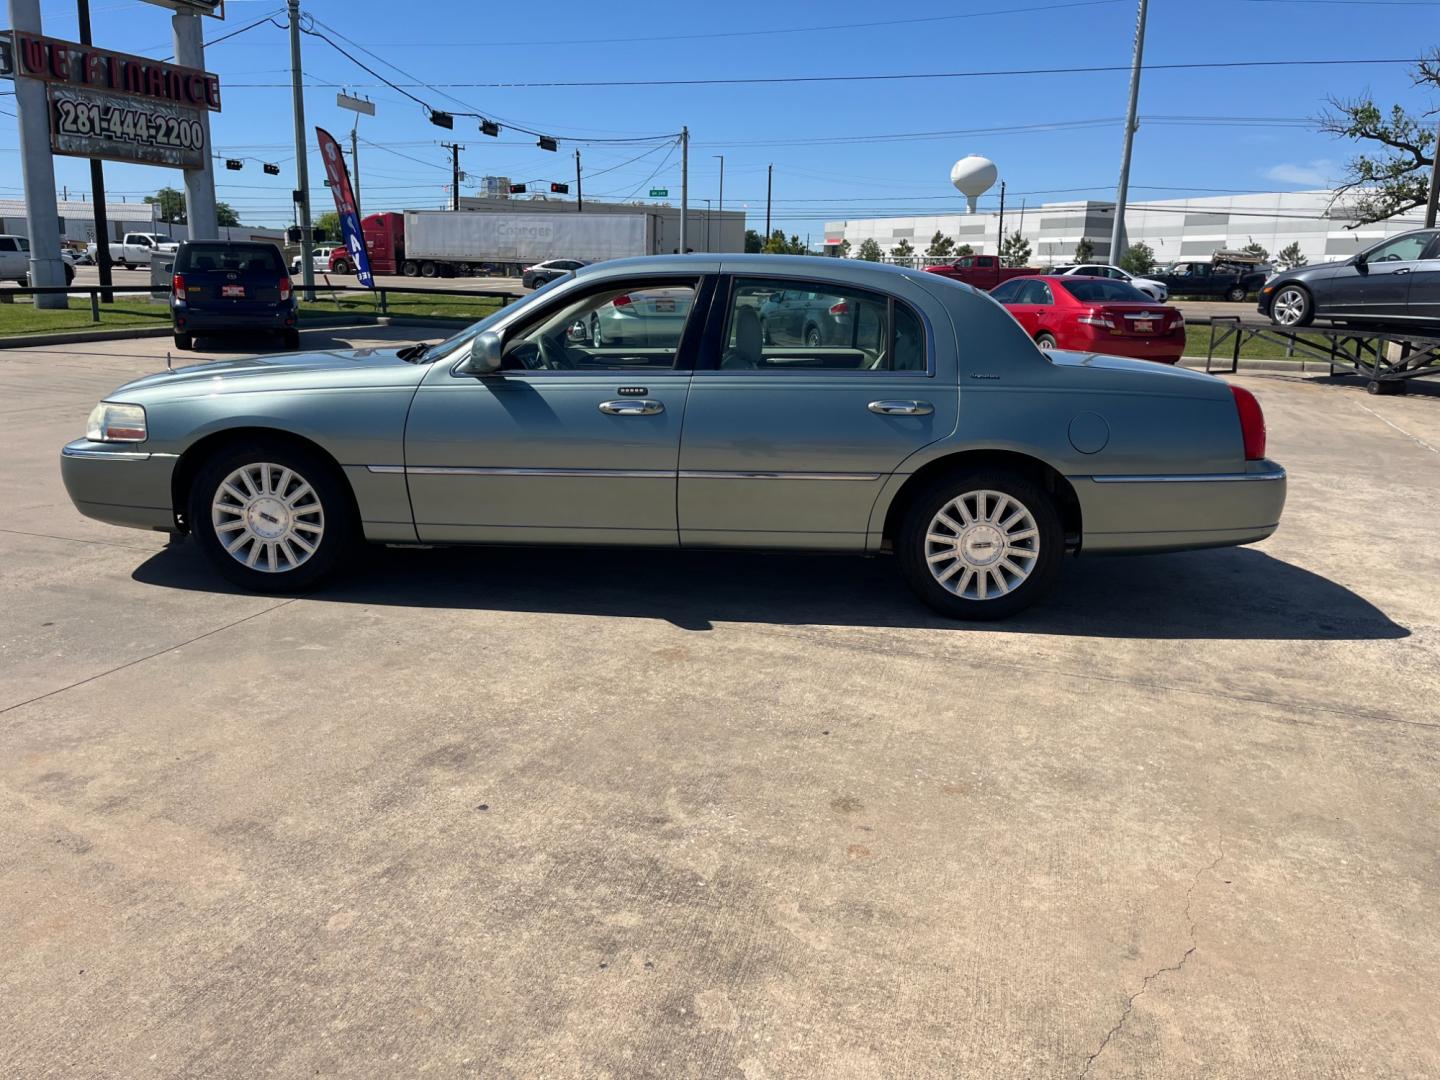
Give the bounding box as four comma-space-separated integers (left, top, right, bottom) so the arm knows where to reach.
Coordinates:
350, 127, 361, 212
1109, 0, 1149, 264
765, 164, 773, 237
713, 154, 724, 250
679, 127, 689, 253
77, 0, 113, 302
443, 142, 464, 211
10, 0, 66, 308
287, 0, 315, 298
575, 149, 583, 212
997, 180, 1006, 260
1425, 116, 1440, 228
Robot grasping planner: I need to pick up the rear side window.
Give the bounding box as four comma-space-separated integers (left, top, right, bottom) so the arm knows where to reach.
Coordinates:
1058, 278, 1151, 303
179, 244, 284, 274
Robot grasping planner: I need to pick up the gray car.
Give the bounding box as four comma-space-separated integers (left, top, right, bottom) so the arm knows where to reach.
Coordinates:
61, 254, 1285, 620
1259, 228, 1440, 329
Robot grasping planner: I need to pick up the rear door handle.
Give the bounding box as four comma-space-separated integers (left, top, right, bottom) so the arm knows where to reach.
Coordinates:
598, 399, 664, 416
868, 399, 934, 416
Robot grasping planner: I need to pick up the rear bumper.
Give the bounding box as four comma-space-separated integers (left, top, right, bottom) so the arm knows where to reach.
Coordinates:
172, 303, 297, 334
1073, 461, 1286, 554
60, 441, 177, 532
1075, 330, 1185, 363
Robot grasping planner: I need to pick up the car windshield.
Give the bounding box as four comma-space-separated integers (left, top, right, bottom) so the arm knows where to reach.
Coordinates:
434, 276, 569, 362
1057, 278, 1153, 303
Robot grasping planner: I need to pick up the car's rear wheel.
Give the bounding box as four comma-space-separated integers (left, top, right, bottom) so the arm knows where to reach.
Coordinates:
805, 326, 822, 347
189, 443, 351, 593
1226, 285, 1247, 303
281, 328, 300, 350
1035, 332, 1057, 350
401, 260, 419, 277
173, 332, 193, 350
1270, 285, 1312, 327
898, 470, 1063, 620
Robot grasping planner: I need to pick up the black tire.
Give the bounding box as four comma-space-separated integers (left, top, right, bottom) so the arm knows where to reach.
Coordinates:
897, 469, 1064, 621
1368, 379, 1405, 396
64, 264, 75, 285
173, 332, 193, 350
420, 261, 438, 278
333, 259, 352, 275
188, 441, 353, 593
1269, 284, 1313, 328
804, 325, 822, 348
402, 260, 419, 277
1226, 286, 1247, 303
281, 328, 301, 350
1035, 332, 1058, 351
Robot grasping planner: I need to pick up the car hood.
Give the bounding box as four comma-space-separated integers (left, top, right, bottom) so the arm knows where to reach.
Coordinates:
109, 346, 434, 402
1044, 349, 1231, 398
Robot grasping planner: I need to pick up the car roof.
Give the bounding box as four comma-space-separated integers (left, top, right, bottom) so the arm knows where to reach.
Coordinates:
179, 240, 277, 250
578, 252, 964, 292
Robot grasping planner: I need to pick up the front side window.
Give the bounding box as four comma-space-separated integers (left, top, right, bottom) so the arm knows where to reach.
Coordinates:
718, 277, 924, 373
1366, 233, 1430, 263
0, 238, 15, 252
501, 280, 698, 372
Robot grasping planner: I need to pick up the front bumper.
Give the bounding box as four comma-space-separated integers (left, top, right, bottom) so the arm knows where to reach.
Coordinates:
1074, 460, 1287, 554
60, 441, 178, 532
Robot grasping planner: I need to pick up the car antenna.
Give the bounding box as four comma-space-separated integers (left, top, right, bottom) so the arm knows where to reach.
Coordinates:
166, 350, 173, 371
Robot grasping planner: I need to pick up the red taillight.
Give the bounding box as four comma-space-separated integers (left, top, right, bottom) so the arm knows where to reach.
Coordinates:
171, 272, 185, 299
1077, 308, 1114, 329
279, 276, 292, 302
828, 300, 850, 315
612, 294, 632, 308
1230, 385, 1267, 461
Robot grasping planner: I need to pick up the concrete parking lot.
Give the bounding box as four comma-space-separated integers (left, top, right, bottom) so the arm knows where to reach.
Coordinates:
2, 329, 1438, 1078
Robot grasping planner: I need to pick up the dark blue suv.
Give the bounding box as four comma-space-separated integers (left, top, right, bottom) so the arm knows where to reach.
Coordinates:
171, 241, 299, 351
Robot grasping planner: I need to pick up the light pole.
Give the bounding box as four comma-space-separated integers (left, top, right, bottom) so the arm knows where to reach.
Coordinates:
1109, 0, 1149, 264
713, 154, 724, 249
704, 198, 712, 251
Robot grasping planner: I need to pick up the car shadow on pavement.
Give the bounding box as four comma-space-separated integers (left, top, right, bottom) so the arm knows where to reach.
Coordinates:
132, 542, 1407, 640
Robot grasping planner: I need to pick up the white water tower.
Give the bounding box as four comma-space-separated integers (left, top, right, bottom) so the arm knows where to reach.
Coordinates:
950, 156, 998, 213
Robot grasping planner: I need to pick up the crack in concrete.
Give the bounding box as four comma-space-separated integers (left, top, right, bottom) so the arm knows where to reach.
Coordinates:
1080, 845, 1225, 1079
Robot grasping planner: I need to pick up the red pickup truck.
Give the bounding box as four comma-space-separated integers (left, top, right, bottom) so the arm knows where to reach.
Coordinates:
924, 254, 1038, 290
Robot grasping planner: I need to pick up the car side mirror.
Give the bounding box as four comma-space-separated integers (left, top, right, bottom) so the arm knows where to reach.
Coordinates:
1353, 252, 1367, 267
461, 330, 504, 375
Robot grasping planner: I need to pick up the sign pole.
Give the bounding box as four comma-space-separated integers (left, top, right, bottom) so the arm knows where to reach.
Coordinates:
76, 0, 113, 302
287, 0, 314, 299
350, 126, 360, 213
171, 10, 217, 239
679, 127, 688, 253
10, 0, 68, 308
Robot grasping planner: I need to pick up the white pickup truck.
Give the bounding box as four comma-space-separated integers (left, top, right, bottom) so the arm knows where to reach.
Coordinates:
86, 232, 179, 269
0, 234, 75, 285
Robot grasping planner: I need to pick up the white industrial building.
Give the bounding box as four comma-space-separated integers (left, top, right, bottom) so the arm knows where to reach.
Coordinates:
0, 199, 284, 247
824, 190, 1430, 267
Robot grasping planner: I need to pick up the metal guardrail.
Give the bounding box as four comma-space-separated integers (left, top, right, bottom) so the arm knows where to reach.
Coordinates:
0, 281, 519, 324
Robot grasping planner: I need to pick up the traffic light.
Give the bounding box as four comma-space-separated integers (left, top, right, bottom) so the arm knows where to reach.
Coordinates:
537, 136, 557, 152
480, 120, 499, 137
508, 183, 526, 194
430, 110, 453, 129
225, 159, 243, 170
550, 182, 569, 194
262, 163, 280, 175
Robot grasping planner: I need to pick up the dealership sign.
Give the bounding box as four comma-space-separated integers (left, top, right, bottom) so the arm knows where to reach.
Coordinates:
316, 126, 374, 288
3, 30, 220, 169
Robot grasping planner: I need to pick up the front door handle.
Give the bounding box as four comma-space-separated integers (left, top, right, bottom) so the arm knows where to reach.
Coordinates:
599, 399, 664, 416
1393, 267, 1412, 275
868, 399, 934, 416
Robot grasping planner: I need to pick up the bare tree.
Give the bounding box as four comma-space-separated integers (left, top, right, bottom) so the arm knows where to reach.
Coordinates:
1320, 49, 1439, 225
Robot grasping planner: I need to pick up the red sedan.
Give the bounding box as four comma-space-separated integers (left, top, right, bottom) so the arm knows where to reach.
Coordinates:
987, 275, 1187, 363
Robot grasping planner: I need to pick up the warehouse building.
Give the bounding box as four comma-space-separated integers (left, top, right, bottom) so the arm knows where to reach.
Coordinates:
0, 199, 283, 247
823, 190, 1429, 267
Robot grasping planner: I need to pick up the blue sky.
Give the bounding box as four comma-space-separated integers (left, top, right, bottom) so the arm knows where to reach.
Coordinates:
8, 0, 1436, 240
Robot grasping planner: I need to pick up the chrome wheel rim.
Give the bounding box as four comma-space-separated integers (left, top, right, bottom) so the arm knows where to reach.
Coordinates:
1036, 335, 1055, 350
211, 462, 324, 574
925, 490, 1040, 600
1273, 288, 1305, 325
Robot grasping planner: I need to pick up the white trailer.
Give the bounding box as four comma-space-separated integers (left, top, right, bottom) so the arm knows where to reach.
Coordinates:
401, 210, 656, 275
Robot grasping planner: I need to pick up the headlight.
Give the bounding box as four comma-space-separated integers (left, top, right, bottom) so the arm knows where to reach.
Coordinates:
86, 402, 147, 443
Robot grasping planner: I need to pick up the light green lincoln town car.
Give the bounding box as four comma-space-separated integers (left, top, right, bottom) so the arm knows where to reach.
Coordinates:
62, 254, 1285, 619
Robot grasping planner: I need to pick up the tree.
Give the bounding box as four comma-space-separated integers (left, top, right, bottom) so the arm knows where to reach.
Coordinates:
926, 231, 955, 258
837, 238, 851, 258
744, 229, 763, 253
1073, 237, 1095, 264
760, 229, 806, 255
892, 238, 915, 262
145, 186, 186, 224
856, 238, 883, 262
314, 210, 341, 241
216, 202, 241, 228
1240, 241, 1269, 262
788, 233, 805, 255
1117, 241, 1156, 275
954, 243, 974, 257
1320, 48, 1439, 224
1276, 242, 1308, 270
999, 229, 1031, 268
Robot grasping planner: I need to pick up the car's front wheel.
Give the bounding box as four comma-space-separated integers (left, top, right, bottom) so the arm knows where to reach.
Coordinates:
188, 443, 351, 592
173, 332, 193, 350
898, 470, 1063, 620
1270, 285, 1312, 327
